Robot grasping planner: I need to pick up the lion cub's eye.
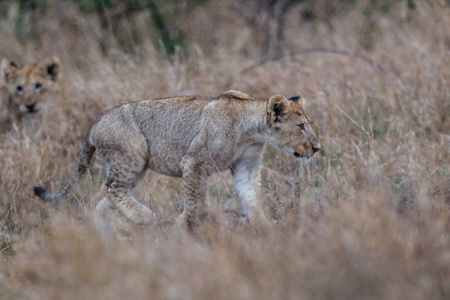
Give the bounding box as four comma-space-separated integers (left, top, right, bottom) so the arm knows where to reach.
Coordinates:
298, 123, 305, 131
16, 85, 24, 93
35, 83, 42, 90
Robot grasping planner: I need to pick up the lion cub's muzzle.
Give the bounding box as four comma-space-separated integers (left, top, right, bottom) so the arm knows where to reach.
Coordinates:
293, 143, 321, 161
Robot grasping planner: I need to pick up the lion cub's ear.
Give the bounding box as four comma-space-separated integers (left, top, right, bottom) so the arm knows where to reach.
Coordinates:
38, 56, 61, 82
267, 95, 290, 126
1, 58, 17, 83
288, 92, 303, 105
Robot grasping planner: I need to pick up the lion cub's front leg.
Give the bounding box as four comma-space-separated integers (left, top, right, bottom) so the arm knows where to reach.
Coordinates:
178, 155, 209, 229
231, 160, 271, 230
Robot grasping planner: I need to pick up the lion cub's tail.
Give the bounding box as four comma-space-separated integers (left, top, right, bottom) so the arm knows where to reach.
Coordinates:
33, 138, 96, 206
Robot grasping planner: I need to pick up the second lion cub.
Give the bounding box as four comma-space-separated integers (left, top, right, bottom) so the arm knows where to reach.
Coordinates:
1, 56, 61, 132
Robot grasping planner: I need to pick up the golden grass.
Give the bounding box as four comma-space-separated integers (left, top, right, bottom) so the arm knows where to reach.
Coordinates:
0, 1, 449, 299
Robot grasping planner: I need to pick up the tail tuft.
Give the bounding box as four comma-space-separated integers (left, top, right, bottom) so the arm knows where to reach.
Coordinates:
32, 134, 96, 206
33, 186, 49, 201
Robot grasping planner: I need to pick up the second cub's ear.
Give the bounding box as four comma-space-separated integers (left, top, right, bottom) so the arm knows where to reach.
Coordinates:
288, 92, 303, 105
39, 56, 61, 82
267, 95, 290, 126
1, 58, 17, 83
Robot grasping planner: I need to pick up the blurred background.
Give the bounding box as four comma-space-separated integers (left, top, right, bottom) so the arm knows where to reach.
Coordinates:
0, 1, 449, 299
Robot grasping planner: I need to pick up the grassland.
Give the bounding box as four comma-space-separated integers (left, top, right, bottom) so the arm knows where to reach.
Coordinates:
0, 1, 449, 299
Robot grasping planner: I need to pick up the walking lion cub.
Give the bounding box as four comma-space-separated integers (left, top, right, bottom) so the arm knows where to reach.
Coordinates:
34, 90, 320, 233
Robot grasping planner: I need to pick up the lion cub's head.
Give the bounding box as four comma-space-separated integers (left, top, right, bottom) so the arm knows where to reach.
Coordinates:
1, 56, 61, 114
267, 93, 321, 164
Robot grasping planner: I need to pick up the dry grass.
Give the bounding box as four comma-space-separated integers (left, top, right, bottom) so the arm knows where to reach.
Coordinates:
0, 1, 449, 299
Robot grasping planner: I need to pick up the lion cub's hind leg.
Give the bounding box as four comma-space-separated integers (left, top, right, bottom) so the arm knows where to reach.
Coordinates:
96, 196, 116, 239
99, 147, 155, 226
90, 182, 115, 238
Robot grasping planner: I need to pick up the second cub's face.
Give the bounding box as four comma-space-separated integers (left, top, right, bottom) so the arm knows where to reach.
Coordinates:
267, 94, 321, 164
1, 57, 60, 114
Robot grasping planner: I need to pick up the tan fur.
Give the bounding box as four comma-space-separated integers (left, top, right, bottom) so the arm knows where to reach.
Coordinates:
0, 56, 61, 132
34, 90, 320, 233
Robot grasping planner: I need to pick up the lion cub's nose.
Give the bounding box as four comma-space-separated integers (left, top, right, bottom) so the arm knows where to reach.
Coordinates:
26, 104, 36, 112
312, 146, 321, 154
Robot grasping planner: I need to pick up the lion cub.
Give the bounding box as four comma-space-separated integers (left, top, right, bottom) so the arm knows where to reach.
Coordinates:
0, 56, 61, 132
34, 90, 320, 233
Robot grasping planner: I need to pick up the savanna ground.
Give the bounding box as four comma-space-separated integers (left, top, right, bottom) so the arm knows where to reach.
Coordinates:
0, 0, 449, 299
